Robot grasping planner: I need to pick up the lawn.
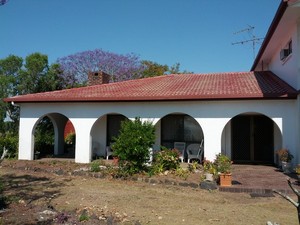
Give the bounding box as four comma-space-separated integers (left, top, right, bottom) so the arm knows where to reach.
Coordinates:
0, 160, 298, 225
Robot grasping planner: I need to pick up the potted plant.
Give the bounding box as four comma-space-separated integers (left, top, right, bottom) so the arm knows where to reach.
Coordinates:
214, 153, 232, 186
276, 148, 293, 173
203, 160, 216, 181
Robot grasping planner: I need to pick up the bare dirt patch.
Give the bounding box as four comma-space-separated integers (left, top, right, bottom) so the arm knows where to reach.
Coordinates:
0, 159, 298, 225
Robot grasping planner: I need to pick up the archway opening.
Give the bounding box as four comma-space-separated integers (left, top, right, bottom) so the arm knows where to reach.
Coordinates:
160, 114, 204, 162
33, 113, 74, 159
90, 114, 128, 159
222, 113, 282, 165
64, 120, 76, 158
34, 116, 54, 159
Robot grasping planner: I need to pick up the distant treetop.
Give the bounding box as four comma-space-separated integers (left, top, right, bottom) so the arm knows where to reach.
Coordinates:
57, 49, 146, 86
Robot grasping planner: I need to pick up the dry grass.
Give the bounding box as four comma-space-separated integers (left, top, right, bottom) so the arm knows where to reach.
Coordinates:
54, 177, 297, 225
0, 161, 298, 225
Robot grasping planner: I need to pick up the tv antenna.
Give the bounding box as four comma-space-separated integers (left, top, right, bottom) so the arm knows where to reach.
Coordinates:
232, 25, 264, 59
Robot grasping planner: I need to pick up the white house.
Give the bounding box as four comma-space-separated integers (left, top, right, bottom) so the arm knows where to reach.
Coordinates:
4, 0, 300, 164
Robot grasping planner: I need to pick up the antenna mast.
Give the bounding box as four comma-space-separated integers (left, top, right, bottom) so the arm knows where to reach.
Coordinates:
232, 25, 264, 59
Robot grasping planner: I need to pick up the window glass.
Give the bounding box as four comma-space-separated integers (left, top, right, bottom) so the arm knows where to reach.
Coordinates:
107, 115, 127, 144
161, 114, 203, 148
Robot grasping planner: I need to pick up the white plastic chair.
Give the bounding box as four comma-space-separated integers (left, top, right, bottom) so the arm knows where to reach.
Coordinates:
106, 146, 113, 160
174, 142, 186, 162
187, 140, 204, 163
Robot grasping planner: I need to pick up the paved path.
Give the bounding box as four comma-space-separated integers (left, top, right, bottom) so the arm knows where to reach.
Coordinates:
220, 164, 298, 194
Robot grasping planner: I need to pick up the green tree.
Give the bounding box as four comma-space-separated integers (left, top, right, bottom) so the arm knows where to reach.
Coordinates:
141, 60, 169, 78
34, 116, 54, 157
112, 118, 155, 174
17, 53, 49, 94
0, 53, 68, 157
168, 62, 193, 74
1, 53, 68, 122
0, 55, 23, 134
141, 61, 193, 78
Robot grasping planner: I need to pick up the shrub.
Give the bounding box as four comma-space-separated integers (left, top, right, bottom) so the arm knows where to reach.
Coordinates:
174, 167, 190, 180
79, 212, 89, 222
65, 132, 76, 145
112, 117, 155, 174
152, 148, 180, 172
90, 160, 101, 172
203, 159, 217, 175
188, 161, 201, 173
0, 132, 18, 158
34, 117, 54, 155
214, 153, 232, 174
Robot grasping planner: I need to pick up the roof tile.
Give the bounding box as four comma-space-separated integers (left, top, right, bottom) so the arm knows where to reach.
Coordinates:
5, 71, 297, 103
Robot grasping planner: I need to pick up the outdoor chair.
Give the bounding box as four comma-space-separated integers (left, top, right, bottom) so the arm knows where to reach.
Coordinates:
174, 142, 186, 162
106, 145, 113, 160
187, 140, 204, 163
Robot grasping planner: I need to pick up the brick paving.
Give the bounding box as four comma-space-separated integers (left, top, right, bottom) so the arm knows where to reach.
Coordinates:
220, 164, 299, 194
39, 158, 299, 194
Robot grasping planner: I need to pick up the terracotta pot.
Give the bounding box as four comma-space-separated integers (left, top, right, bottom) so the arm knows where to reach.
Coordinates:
219, 173, 232, 186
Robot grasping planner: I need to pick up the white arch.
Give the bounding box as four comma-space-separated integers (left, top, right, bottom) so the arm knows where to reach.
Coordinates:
221, 112, 283, 164
21, 112, 71, 160
90, 113, 129, 159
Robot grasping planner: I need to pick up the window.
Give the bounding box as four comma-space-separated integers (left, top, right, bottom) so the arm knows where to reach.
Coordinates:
280, 40, 292, 61
161, 114, 203, 149
107, 115, 127, 144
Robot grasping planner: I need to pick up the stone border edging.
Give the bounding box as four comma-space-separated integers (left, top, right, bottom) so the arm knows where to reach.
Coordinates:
5, 164, 294, 195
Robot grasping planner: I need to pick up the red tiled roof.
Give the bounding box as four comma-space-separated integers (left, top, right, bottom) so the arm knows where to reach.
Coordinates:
4, 71, 297, 103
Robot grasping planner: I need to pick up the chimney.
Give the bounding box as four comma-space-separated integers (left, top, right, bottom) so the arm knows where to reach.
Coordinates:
87, 71, 110, 86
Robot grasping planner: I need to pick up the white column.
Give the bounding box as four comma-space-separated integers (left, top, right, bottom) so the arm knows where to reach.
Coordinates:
18, 117, 38, 160
197, 118, 229, 161
72, 118, 96, 163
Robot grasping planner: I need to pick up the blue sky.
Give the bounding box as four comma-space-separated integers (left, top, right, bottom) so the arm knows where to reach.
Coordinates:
0, 0, 280, 73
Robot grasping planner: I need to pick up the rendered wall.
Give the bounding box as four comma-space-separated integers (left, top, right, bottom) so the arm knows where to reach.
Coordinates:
268, 24, 299, 89
17, 99, 296, 163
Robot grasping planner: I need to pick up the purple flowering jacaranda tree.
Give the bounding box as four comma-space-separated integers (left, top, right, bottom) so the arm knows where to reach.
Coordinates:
57, 49, 146, 86
0, 0, 8, 5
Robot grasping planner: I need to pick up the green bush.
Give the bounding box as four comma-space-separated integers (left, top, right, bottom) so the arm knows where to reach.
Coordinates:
112, 117, 155, 174
65, 132, 76, 145
152, 148, 180, 172
214, 153, 232, 174
33, 116, 55, 157
174, 167, 190, 180
79, 210, 89, 222
90, 160, 101, 172
0, 132, 18, 158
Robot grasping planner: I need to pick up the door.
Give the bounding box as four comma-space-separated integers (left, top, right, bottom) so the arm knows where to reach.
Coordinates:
231, 115, 273, 164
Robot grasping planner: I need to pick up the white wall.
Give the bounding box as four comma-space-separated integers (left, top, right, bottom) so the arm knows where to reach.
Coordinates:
269, 23, 299, 89
17, 99, 297, 163
90, 115, 107, 157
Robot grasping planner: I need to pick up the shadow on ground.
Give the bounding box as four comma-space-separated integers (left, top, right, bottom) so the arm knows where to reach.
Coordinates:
2, 173, 68, 205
